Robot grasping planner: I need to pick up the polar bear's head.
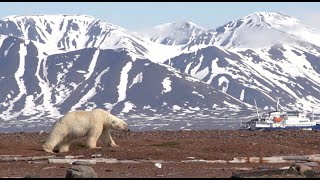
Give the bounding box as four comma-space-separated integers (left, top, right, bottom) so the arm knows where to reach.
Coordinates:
108, 114, 130, 132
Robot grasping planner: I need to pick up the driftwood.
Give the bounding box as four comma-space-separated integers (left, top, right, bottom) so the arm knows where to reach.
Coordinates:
282, 156, 309, 161
229, 154, 320, 164
49, 159, 97, 164
309, 157, 320, 162
0, 155, 56, 162
48, 158, 137, 164
229, 156, 290, 164
181, 154, 320, 164
73, 161, 97, 166
27, 161, 48, 164
49, 154, 318, 164
64, 155, 85, 159
136, 159, 170, 163
3, 153, 320, 166
181, 159, 228, 163
48, 158, 169, 164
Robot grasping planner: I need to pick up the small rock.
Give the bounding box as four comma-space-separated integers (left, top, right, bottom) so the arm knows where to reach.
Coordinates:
91, 154, 102, 158
155, 162, 162, 168
66, 165, 97, 178
39, 130, 44, 135
295, 163, 312, 174
279, 166, 291, 170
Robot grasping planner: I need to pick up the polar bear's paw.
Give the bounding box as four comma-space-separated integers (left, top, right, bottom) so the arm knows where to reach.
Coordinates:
42, 144, 54, 153
58, 145, 70, 153
110, 143, 119, 148
87, 145, 102, 150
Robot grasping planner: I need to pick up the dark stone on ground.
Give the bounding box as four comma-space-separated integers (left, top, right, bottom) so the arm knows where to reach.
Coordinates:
66, 165, 97, 178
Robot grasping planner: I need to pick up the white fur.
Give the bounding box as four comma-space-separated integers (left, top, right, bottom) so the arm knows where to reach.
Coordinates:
42, 109, 129, 153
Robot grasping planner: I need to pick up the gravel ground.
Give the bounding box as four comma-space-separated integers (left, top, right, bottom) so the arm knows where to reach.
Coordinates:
0, 130, 320, 178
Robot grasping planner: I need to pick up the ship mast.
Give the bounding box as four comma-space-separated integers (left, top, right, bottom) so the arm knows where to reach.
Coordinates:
254, 99, 261, 122
275, 97, 280, 111
312, 106, 315, 122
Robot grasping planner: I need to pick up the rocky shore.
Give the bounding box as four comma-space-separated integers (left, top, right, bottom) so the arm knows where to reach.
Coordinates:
1, 130, 320, 178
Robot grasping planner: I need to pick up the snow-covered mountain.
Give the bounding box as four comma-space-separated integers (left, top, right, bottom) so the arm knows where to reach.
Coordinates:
163, 12, 320, 111
0, 34, 253, 131
139, 21, 207, 46
0, 15, 184, 63
212, 12, 320, 49
165, 43, 320, 111
2, 12, 320, 131
183, 12, 320, 50
0, 15, 147, 53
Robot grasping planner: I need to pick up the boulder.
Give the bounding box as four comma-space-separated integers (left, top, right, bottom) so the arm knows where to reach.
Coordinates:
66, 165, 97, 178
295, 163, 312, 174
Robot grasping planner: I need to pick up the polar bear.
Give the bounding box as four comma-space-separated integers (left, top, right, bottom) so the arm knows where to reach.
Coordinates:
42, 109, 129, 153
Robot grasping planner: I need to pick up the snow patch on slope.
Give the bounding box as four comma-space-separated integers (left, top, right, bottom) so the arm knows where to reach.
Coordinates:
71, 68, 109, 110
122, 101, 136, 113
117, 61, 132, 103
1, 43, 27, 120
129, 72, 143, 88
161, 77, 172, 94
84, 49, 100, 80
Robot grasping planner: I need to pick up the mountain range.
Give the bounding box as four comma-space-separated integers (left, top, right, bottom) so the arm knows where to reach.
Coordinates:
0, 12, 319, 131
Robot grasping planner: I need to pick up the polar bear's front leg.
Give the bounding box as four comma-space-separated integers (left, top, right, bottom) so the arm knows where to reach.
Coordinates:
59, 144, 70, 153
43, 130, 66, 153
86, 127, 103, 149
42, 143, 54, 153
100, 129, 119, 147
57, 136, 72, 153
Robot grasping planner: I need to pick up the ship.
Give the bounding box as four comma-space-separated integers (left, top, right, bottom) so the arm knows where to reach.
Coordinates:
240, 98, 320, 131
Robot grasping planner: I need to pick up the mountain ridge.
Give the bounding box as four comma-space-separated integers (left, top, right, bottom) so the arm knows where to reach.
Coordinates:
1, 12, 320, 131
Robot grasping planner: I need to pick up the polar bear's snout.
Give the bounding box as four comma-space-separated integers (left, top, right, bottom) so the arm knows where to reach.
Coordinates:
123, 123, 130, 132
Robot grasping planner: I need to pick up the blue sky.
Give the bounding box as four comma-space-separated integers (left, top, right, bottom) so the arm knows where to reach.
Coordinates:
1, 2, 320, 31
